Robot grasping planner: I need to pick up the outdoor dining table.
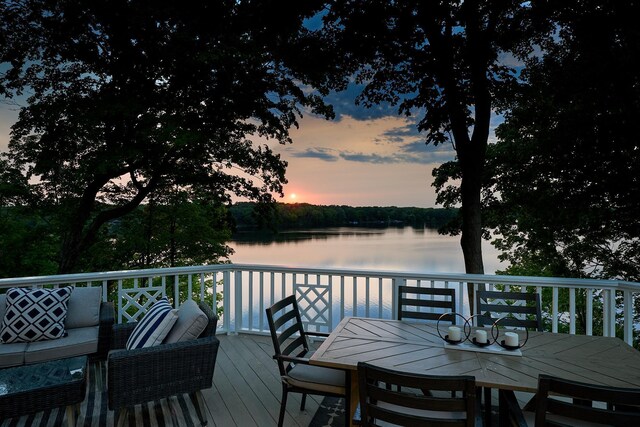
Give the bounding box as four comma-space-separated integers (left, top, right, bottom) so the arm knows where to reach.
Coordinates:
309, 316, 640, 427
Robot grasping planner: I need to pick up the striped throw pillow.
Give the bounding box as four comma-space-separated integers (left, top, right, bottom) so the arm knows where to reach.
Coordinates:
126, 298, 178, 349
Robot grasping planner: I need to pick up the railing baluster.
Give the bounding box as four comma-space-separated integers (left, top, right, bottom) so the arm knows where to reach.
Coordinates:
365, 277, 370, 318
624, 290, 633, 345
552, 287, 559, 333
569, 288, 576, 335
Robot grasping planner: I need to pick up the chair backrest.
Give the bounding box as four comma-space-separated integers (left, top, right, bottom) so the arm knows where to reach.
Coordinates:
536, 374, 640, 426
357, 362, 478, 427
477, 290, 543, 331
398, 286, 456, 324
265, 295, 309, 377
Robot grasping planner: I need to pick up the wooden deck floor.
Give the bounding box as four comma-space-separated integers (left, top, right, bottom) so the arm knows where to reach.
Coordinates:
200, 333, 324, 427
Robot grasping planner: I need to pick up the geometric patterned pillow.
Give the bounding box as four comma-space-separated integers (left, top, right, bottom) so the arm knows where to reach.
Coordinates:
0, 286, 74, 343
125, 297, 178, 350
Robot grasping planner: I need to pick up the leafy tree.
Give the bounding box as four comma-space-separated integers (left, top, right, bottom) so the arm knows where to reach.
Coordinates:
308, 1, 547, 308
471, 1, 640, 341
83, 190, 232, 272
485, 1, 640, 283
0, 0, 330, 273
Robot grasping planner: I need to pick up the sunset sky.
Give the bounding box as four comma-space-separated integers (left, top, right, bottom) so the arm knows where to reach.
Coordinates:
0, 87, 502, 208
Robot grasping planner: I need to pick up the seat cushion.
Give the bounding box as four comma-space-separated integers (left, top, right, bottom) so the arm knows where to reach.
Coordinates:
1, 286, 74, 343
65, 286, 102, 328
286, 363, 346, 395
0, 341, 28, 368
163, 299, 208, 344
126, 298, 178, 349
24, 326, 99, 364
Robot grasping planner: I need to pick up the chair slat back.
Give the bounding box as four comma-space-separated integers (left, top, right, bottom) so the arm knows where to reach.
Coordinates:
265, 295, 309, 376
357, 362, 477, 427
477, 290, 543, 331
536, 375, 640, 426
398, 286, 456, 324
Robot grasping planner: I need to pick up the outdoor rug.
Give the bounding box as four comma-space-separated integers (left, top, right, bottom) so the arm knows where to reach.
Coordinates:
309, 396, 345, 427
0, 361, 202, 427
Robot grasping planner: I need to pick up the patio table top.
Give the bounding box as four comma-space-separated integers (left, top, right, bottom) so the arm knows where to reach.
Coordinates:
310, 316, 640, 392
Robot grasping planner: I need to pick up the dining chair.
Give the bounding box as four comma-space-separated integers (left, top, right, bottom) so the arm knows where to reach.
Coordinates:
476, 290, 542, 426
265, 295, 350, 427
500, 374, 640, 426
476, 290, 543, 331
356, 361, 481, 426
398, 286, 457, 323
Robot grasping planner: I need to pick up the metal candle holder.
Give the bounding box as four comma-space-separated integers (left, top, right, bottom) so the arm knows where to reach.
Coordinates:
437, 312, 528, 351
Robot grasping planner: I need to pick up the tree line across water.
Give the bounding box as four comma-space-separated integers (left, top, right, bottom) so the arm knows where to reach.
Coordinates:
229, 203, 457, 230
0, 200, 456, 278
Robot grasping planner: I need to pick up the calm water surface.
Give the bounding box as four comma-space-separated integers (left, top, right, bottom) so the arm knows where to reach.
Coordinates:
228, 226, 506, 274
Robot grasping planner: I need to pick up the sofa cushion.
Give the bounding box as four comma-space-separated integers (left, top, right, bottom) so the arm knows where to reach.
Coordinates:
65, 286, 102, 329
1, 286, 74, 344
24, 326, 99, 364
126, 298, 178, 349
0, 340, 27, 368
163, 299, 208, 344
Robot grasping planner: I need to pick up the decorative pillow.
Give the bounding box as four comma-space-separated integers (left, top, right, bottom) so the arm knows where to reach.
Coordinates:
126, 298, 178, 350
163, 299, 208, 344
65, 286, 102, 329
0, 286, 74, 343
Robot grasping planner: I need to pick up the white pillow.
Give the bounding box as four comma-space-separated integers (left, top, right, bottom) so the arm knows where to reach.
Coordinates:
126, 298, 178, 349
163, 299, 208, 343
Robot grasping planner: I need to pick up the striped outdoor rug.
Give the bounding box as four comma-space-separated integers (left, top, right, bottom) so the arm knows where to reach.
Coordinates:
0, 361, 202, 427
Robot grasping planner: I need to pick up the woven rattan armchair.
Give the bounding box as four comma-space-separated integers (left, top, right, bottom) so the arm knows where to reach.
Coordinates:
107, 301, 219, 426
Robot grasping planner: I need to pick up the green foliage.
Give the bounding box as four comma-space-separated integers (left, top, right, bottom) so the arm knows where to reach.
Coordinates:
486, 1, 640, 284
0, 1, 329, 272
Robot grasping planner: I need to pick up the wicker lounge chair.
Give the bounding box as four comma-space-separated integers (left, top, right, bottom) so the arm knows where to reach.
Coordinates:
107, 301, 219, 426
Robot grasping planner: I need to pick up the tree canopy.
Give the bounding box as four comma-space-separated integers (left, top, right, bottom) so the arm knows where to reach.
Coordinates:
484, 1, 640, 281
0, 0, 328, 272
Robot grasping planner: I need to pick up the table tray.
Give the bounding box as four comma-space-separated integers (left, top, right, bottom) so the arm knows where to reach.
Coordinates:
444, 341, 522, 356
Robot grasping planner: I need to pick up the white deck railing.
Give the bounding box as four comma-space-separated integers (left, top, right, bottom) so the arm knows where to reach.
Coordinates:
1, 264, 639, 345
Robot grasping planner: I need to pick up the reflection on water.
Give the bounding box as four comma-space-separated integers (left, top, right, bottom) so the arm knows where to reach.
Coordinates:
229, 226, 505, 274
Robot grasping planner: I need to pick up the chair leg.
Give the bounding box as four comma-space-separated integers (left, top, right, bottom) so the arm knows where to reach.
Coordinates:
190, 390, 208, 426
278, 384, 288, 427
300, 393, 307, 411
484, 386, 492, 427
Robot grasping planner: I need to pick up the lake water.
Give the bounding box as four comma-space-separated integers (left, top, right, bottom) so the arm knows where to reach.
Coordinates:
228, 226, 506, 274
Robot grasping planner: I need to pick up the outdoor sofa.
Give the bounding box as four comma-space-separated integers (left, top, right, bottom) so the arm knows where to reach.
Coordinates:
0, 286, 114, 368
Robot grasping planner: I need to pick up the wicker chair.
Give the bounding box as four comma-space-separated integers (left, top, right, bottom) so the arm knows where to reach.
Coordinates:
500, 374, 640, 426
357, 361, 481, 426
107, 301, 219, 426
266, 295, 350, 427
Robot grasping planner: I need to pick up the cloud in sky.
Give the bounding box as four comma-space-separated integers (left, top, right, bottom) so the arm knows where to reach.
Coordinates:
270, 113, 459, 207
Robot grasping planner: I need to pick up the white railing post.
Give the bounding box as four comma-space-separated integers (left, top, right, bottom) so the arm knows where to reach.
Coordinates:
552, 287, 559, 333
391, 277, 403, 320
234, 270, 243, 334
586, 289, 593, 336
624, 290, 633, 345
569, 288, 576, 335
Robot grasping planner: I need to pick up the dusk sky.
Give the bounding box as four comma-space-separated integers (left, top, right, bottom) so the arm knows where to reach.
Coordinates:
0, 87, 503, 208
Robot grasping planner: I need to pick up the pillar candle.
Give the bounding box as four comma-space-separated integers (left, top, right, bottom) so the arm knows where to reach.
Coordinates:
475, 329, 488, 344
504, 331, 519, 347
448, 326, 461, 341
